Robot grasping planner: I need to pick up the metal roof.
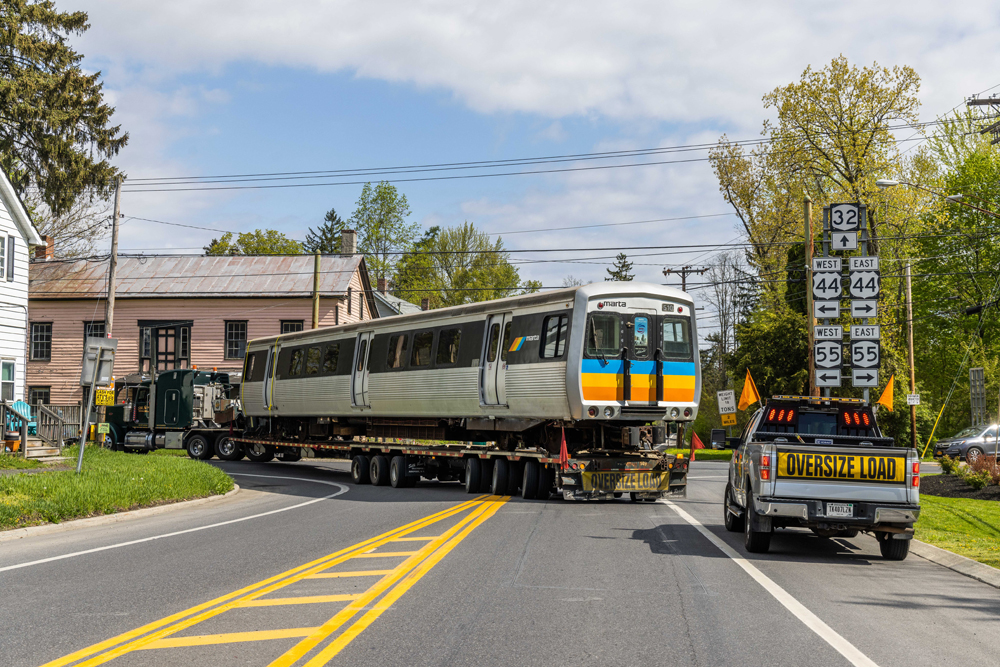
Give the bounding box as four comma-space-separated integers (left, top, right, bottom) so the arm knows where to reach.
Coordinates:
29, 254, 366, 299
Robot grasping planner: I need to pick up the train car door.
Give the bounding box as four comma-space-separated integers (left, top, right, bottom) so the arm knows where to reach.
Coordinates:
263, 345, 276, 412
627, 312, 656, 404
352, 331, 373, 408
480, 313, 512, 406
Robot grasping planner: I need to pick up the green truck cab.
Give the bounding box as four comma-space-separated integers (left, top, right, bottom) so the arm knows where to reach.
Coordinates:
105, 369, 243, 460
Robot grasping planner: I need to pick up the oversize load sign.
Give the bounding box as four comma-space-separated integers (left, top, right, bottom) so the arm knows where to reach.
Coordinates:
777, 451, 905, 484
583, 471, 670, 492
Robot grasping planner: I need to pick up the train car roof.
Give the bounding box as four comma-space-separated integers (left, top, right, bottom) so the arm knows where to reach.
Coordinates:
247, 281, 694, 348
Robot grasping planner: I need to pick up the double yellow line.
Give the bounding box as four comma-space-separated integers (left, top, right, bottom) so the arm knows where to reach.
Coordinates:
43, 495, 508, 667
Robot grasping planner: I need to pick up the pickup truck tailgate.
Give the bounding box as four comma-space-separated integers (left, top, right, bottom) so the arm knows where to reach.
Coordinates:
771, 446, 912, 504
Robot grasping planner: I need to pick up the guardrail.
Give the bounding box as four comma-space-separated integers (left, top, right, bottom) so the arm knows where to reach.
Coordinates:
35, 404, 66, 449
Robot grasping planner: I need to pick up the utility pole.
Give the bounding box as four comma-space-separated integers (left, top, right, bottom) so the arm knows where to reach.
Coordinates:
804, 196, 818, 396
905, 262, 917, 449
662, 266, 708, 292
105, 177, 122, 337
312, 252, 320, 329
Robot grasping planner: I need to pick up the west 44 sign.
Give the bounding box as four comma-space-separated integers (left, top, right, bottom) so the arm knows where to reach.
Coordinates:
812, 272, 842, 300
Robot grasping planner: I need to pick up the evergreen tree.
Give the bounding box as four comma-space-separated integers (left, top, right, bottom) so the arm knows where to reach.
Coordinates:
605, 253, 634, 281
303, 207, 346, 254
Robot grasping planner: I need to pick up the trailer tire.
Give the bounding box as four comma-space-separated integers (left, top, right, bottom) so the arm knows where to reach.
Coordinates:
536, 465, 552, 500
743, 488, 771, 553
351, 455, 371, 484
877, 531, 910, 560
464, 458, 481, 494
370, 455, 390, 486
390, 456, 409, 488
245, 442, 274, 463
724, 483, 744, 533
215, 435, 243, 461
507, 460, 521, 493
479, 458, 494, 493
491, 458, 509, 495
521, 460, 539, 500
186, 434, 211, 460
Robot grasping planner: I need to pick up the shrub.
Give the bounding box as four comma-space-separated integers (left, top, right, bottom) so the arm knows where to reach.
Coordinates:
966, 456, 1000, 486
965, 470, 992, 491
940, 455, 960, 475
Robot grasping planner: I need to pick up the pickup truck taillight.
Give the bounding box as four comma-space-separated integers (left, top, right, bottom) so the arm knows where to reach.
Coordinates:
760, 454, 771, 480
912, 461, 920, 487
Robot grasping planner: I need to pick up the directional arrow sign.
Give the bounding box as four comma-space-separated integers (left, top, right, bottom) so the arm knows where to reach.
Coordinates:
849, 271, 880, 299
815, 325, 844, 340
812, 272, 842, 300
813, 300, 840, 319
816, 370, 842, 387
813, 257, 842, 272
832, 232, 858, 250
849, 256, 879, 271
851, 325, 880, 340
851, 340, 880, 369
852, 368, 879, 387
830, 203, 861, 231
814, 341, 843, 369
851, 299, 877, 318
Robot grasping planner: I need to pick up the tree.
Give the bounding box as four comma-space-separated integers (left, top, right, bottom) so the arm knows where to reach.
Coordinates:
303, 207, 346, 254
562, 275, 585, 287
605, 253, 634, 281
0, 1, 128, 214
204, 230, 303, 256
24, 190, 110, 257
349, 181, 419, 283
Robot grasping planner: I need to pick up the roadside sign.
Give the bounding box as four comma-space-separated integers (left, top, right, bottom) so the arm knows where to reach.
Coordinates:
850, 299, 877, 318
814, 341, 843, 369
812, 257, 842, 272
815, 325, 843, 340
851, 340, 880, 368
907, 394, 920, 406
852, 368, 879, 387
832, 231, 858, 250
721, 413, 737, 427
95, 388, 115, 406
849, 271, 880, 299
830, 203, 861, 231
849, 256, 879, 271
816, 370, 842, 387
813, 300, 840, 319
96, 423, 110, 434
812, 272, 842, 300
851, 324, 880, 340
717, 390, 736, 414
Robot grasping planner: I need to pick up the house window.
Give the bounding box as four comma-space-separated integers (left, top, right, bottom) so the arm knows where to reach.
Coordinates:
28, 387, 50, 405
6, 236, 13, 282
281, 321, 304, 334
348, 287, 352, 315
30, 323, 52, 361
226, 321, 248, 359
84, 321, 105, 343
0, 235, 5, 280
139, 322, 191, 372
1, 360, 14, 401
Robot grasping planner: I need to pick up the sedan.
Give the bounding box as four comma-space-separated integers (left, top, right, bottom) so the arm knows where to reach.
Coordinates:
934, 424, 999, 462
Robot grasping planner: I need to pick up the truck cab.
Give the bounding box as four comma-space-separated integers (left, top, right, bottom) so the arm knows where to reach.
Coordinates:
723, 395, 920, 560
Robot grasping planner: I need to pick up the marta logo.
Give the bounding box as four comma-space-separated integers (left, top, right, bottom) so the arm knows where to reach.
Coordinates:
597, 302, 604, 309
597, 301, 626, 309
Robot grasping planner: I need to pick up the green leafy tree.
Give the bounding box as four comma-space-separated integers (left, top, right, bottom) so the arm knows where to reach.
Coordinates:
204, 230, 303, 256
0, 1, 128, 214
349, 181, 419, 283
304, 207, 346, 254
605, 253, 634, 281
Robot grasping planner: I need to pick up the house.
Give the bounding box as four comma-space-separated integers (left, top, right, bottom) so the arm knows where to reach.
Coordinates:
27, 231, 377, 403
0, 169, 44, 403
371, 279, 424, 317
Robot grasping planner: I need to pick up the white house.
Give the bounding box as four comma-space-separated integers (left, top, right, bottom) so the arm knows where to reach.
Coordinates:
0, 169, 43, 403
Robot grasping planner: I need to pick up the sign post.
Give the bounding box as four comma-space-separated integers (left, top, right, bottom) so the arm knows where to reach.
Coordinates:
77, 337, 117, 474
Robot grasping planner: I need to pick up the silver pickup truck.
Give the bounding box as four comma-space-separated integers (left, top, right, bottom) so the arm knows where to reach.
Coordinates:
723, 395, 920, 560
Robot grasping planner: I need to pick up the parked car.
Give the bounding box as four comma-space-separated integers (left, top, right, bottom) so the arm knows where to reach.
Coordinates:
933, 425, 999, 462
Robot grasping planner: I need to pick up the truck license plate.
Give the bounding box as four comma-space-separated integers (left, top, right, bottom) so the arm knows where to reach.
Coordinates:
582, 471, 670, 492
826, 503, 853, 518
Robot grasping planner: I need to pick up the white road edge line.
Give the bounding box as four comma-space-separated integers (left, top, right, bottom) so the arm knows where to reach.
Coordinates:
662, 500, 880, 667
0, 475, 348, 574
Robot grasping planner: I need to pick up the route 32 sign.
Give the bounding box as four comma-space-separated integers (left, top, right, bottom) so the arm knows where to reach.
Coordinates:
830, 203, 861, 232
814, 341, 843, 369
812, 272, 842, 300
851, 341, 880, 369
849, 271, 880, 299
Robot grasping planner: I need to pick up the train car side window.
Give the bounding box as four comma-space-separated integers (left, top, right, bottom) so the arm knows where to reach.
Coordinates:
387, 334, 409, 369
541, 315, 568, 358
323, 343, 340, 373
356, 340, 367, 372
289, 349, 304, 376
586, 314, 620, 357
411, 331, 434, 367
436, 328, 462, 366
486, 323, 501, 363
499, 323, 513, 362
661, 317, 692, 360
244, 353, 255, 381
305, 346, 321, 375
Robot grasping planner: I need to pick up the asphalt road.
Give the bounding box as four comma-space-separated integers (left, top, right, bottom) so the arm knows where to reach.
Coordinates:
1, 458, 996, 667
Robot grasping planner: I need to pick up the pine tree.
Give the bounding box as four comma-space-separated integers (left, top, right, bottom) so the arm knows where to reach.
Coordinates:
605, 253, 634, 281
304, 208, 346, 254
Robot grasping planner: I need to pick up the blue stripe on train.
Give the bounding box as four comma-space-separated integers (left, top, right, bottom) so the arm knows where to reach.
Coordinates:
580, 359, 695, 375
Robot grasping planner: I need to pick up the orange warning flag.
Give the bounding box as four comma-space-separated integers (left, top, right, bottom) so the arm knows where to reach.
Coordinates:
877, 374, 894, 412
559, 427, 569, 468
737, 369, 761, 411
691, 431, 705, 450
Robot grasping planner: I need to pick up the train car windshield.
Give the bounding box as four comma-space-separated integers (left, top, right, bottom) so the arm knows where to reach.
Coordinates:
661, 317, 691, 360
587, 314, 620, 357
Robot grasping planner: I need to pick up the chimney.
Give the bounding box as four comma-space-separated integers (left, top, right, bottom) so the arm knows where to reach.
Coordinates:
377, 278, 386, 293
34, 236, 54, 260
341, 229, 357, 255
421, 298, 430, 311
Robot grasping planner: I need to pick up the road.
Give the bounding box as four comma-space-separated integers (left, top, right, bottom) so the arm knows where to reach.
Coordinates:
1, 459, 996, 667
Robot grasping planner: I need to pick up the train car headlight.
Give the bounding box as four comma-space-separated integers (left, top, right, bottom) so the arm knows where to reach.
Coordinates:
670, 408, 680, 418
588, 406, 599, 418
604, 407, 614, 418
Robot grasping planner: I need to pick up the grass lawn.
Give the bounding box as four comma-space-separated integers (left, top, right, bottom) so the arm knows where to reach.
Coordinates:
0, 454, 43, 470
0, 445, 233, 531
665, 448, 733, 462
916, 495, 1000, 569
151, 448, 190, 457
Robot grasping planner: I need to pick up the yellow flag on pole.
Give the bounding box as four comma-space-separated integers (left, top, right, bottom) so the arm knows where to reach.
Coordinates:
738, 369, 761, 411
877, 374, 894, 412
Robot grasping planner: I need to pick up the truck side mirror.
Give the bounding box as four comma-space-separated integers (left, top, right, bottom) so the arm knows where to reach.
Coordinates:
725, 437, 741, 450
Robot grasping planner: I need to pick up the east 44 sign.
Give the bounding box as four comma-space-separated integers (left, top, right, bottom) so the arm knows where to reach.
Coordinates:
849, 270, 880, 299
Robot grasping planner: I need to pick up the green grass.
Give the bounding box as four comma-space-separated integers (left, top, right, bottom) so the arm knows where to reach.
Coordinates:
666, 448, 733, 462
0, 455, 43, 470
151, 448, 189, 457
916, 495, 1000, 569
0, 445, 234, 531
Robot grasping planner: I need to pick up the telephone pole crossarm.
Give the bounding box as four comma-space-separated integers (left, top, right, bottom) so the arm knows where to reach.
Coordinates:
662, 265, 709, 292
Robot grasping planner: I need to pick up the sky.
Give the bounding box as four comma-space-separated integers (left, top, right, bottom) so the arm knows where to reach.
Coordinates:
64, 0, 1000, 339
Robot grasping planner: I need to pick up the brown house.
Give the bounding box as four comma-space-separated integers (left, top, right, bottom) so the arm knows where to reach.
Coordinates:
27, 235, 377, 403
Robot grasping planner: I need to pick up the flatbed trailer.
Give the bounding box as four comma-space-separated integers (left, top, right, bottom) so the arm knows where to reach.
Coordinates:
232, 436, 689, 501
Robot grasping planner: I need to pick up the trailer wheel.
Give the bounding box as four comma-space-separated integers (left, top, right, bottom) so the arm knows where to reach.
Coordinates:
877, 531, 910, 560
491, 458, 509, 495
370, 455, 390, 486
215, 435, 243, 461
479, 458, 494, 493
464, 458, 481, 494
743, 488, 772, 553
723, 483, 744, 533
245, 442, 274, 463
351, 455, 371, 484
536, 465, 552, 500
507, 460, 521, 493
521, 460, 539, 500
390, 456, 410, 488
186, 434, 212, 460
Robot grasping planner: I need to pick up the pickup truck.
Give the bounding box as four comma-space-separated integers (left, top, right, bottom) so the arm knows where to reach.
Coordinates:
723, 395, 920, 560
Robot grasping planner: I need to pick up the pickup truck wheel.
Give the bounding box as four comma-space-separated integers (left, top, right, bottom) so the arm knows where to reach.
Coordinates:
724, 483, 745, 532
370, 455, 390, 486
877, 532, 910, 560
521, 460, 539, 500
837, 529, 859, 538
491, 457, 509, 495
464, 458, 482, 494
743, 488, 772, 553
245, 442, 274, 463
215, 435, 243, 461
186, 434, 211, 460
351, 455, 371, 484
